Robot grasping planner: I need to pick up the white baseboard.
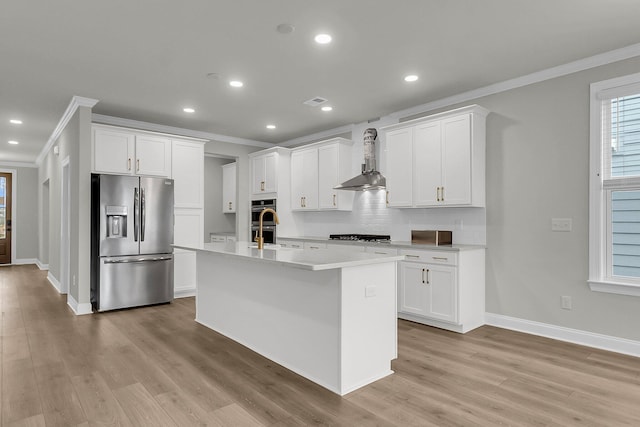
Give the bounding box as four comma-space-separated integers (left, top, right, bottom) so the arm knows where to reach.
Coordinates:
36, 259, 49, 270
47, 272, 63, 293
485, 313, 640, 358
13, 258, 38, 265
175, 287, 196, 298
67, 293, 92, 315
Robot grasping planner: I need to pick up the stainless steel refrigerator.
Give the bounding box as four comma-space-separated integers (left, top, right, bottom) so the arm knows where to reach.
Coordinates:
90, 174, 174, 311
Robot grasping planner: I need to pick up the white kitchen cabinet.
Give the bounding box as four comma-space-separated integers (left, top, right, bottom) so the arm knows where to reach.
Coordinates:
290, 138, 353, 211
251, 151, 278, 195
291, 148, 319, 210
172, 140, 204, 208
381, 105, 488, 208
365, 246, 399, 256
318, 141, 353, 211
92, 125, 171, 177
398, 247, 485, 333
222, 162, 237, 213
278, 239, 303, 249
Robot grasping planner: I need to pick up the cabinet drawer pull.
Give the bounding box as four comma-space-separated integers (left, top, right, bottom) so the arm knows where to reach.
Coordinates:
309, 245, 320, 249
432, 256, 448, 261
374, 251, 387, 255
406, 254, 420, 259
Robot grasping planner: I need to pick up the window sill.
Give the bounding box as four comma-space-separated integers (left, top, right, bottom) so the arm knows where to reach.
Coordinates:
588, 280, 640, 297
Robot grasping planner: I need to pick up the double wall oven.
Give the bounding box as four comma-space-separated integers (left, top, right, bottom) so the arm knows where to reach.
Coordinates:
251, 199, 277, 244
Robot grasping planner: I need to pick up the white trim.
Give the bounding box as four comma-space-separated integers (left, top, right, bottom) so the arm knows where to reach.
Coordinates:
66, 293, 92, 315
0, 161, 37, 168
174, 287, 196, 298
280, 123, 355, 147
13, 258, 38, 265
92, 114, 272, 148
588, 280, 640, 297
36, 259, 49, 270
485, 313, 640, 358
36, 96, 99, 166
47, 271, 63, 293
60, 156, 70, 294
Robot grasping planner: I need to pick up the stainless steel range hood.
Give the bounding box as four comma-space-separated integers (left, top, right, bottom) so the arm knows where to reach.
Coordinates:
334, 128, 386, 191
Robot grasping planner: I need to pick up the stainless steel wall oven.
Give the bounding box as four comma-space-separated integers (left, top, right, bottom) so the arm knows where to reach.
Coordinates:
251, 199, 276, 244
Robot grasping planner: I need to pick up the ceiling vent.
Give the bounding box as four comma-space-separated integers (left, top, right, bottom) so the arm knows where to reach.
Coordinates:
303, 97, 328, 107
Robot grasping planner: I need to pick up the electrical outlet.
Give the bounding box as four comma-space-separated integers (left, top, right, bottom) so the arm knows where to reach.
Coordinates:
552, 218, 572, 232
454, 219, 464, 231
561, 296, 572, 310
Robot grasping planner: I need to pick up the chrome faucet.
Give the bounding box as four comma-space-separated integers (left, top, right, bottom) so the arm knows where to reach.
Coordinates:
256, 208, 279, 250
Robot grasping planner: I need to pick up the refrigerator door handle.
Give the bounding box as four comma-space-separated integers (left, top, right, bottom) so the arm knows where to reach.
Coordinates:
141, 187, 146, 241
103, 256, 173, 264
134, 187, 139, 242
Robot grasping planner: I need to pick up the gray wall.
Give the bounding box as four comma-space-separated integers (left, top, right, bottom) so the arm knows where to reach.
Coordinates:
204, 140, 261, 242
444, 56, 640, 341
204, 156, 235, 240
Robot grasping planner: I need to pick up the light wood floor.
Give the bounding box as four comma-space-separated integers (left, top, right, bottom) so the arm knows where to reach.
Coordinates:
2, 265, 640, 426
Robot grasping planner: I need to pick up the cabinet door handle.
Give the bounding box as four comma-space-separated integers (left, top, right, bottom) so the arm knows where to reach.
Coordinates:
136, 159, 140, 172
422, 268, 426, 284
228, 202, 232, 210
441, 186, 444, 202
426, 269, 430, 284
128, 158, 131, 171
333, 194, 336, 206
386, 191, 390, 206
436, 187, 441, 202
261, 181, 265, 191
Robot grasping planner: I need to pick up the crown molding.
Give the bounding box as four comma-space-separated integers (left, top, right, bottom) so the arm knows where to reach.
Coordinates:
36, 96, 99, 166
92, 114, 272, 149
0, 161, 38, 168
280, 123, 355, 147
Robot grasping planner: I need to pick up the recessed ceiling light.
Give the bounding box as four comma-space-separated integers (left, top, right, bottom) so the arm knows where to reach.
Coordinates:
10, 119, 22, 124
183, 107, 195, 113
266, 124, 276, 130
314, 34, 332, 44
8, 140, 19, 145
229, 80, 244, 88
404, 75, 419, 82
321, 106, 333, 112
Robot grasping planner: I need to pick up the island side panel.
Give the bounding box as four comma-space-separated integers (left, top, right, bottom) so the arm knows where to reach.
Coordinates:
339, 262, 397, 395
195, 251, 342, 393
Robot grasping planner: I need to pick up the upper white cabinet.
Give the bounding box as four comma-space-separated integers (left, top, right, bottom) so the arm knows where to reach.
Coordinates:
290, 138, 353, 211
222, 162, 237, 214
250, 151, 278, 195
172, 140, 204, 208
381, 105, 488, 208
92, 125, 171, 177
291, 148, 319, 210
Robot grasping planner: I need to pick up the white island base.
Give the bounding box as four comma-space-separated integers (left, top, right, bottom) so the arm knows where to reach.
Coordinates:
192, 246, 399, 395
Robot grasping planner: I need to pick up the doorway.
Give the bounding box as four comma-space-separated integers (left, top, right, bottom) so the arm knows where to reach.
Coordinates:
0, 172, 12, 264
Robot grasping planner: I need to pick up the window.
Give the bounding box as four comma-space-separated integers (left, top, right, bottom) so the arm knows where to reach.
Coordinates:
590, 72, 640, 296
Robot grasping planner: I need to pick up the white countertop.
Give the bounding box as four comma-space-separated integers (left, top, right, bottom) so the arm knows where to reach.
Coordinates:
278, 236, 485, 251
173, 242, 405, 271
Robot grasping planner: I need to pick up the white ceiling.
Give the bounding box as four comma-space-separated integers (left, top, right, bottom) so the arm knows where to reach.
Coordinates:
2, 0, 640, 163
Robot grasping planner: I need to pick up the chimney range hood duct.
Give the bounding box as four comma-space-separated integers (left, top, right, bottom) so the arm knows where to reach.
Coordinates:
334, 128, 386, 191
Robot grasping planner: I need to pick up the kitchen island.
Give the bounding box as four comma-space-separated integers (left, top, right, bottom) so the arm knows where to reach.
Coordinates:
174, 241, 404, 395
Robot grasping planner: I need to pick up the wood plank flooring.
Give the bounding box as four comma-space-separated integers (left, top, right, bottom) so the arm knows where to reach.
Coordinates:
2, 264, 640, 426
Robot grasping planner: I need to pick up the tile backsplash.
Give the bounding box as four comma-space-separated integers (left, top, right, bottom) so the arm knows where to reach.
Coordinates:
295, 190, 486, 245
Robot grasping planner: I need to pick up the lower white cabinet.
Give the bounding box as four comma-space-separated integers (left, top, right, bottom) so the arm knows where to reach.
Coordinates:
278, 239, 303, 249
398, 248, 485, 333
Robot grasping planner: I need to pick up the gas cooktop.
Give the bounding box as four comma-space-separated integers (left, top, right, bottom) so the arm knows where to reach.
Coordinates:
329, 234, 391, 242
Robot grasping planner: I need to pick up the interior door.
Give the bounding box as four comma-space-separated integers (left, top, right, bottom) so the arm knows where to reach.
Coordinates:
0, 173, 11, 264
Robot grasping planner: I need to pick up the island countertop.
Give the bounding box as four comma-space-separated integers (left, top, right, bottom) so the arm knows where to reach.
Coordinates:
173, 241, 405, 271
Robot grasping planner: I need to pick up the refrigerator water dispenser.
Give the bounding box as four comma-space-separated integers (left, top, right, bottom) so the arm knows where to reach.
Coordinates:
106, 206, 128, 238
